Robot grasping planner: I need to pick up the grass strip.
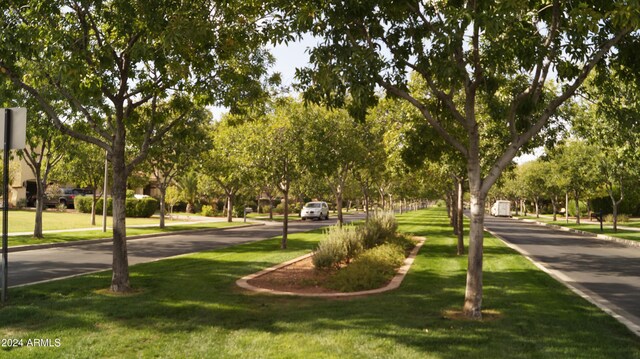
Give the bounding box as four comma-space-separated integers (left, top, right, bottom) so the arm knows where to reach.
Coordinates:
519, 215, 640, 242
0, 208, 638, 358
7, 221, 249, 247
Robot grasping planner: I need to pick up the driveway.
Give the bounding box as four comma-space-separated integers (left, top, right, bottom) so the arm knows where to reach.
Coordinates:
7, 214, 365, 288
484, 215, 640, 336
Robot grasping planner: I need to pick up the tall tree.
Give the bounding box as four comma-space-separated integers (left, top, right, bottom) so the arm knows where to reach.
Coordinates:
146, 104, 210, 228
549, 140, 601, 224
2, 89, 68, 238
303, 105, 365, 226
284, 0, 638, 318
55, 140, 107, 226
249, 99, 306, 248
574, 71, 640, 231
0, 0, 275, 292
203, 118, 254, 222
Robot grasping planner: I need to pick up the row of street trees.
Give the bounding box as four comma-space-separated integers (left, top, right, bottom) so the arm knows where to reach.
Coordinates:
494, 61, 640, 233
2, 0, 639, 320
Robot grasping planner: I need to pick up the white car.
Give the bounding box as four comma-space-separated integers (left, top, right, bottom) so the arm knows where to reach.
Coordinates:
300, 201, 329, 220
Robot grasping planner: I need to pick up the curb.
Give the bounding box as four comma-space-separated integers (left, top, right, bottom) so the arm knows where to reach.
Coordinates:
485, 226, 640, 338
514, 217, 640, 248
6, 222, 265, 253
236, 236, 426, 298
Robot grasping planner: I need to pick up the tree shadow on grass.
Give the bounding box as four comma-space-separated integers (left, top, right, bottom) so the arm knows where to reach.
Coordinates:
2, 217, 640, 358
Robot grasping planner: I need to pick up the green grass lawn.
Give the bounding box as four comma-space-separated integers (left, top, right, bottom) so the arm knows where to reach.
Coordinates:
1, 208, 638, 358
519, 215, 640, 242
1, 210, 160, 233
7, 221, 248, 247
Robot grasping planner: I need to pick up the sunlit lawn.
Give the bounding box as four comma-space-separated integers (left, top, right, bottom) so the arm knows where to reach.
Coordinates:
0, 208, 638, 358
7, 221, 249, 247
1, 210, 159, 233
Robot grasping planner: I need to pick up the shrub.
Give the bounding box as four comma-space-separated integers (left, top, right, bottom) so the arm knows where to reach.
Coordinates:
360, 212, 398, 249
200, 205, 217, 217
129, 197, 158, 218
327, 244, 405, 292
233, 204, 246, 217
327, 225, 363, 264
15, 198, 27, 209
260, 205, 272, 214
387, 233, 418, 252
95, 198, 113, 216
56, 203, 67, 212
87, 197, 157, 218
604, 213, 630, 223
312, 234, 347, 270
274, 202, 297, 215
74, 195, 94, 213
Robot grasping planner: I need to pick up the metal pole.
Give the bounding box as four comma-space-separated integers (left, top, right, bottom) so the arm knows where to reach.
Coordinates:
102, 150, 108, 232
2, 108, 12, 302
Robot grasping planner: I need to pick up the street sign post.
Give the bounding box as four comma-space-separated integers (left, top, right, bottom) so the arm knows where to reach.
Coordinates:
1, 107, 27, 303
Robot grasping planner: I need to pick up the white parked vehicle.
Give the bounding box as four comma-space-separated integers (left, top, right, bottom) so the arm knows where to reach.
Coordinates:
300, 201, 329, 220
491, 200, 511, 217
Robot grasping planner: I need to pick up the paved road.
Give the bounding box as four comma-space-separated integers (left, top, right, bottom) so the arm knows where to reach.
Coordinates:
484, 215, 640, 335
8, 215, 364, 287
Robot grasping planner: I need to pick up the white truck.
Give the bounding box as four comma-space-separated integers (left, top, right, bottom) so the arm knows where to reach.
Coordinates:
491, 200, 511, 217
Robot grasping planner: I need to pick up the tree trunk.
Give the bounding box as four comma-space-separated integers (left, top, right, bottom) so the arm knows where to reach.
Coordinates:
281, 188, 289, 249
574, 193, 581, 225
534, 197, 539, 218
451, 189, 459, 235
551, 196, 558, 221
159, 186, 166, 229
456, 179, 464, 256
268, 197, 274, 220
608, 184, 624, 233
612, 201, 618, 232
91, 191, 97, 226
110, 143, 130, 293
34, 180, 45, 239
463, 151, 485, 319
335, 189, 344, 227
361, 184, 370, 222
226, 192, 234, 223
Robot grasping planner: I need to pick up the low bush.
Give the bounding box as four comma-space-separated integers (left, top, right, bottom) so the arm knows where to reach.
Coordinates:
128, 197, 158, 218
77, 196, 157, 218
274, 202, 297, 215
604, 213, 630, 223
15, 198, 27, 209
200, 205, 217, 217
74, 196, 94, 213
387, 233, 418, 252
360, 212, 398, 249
327, 244, 405, 292
324, 225, 363, 264
260, 205, 272, 214
312, 234, 347, 270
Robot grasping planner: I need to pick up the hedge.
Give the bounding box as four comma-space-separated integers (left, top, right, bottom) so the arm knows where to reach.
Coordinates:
74, 196, 158, 218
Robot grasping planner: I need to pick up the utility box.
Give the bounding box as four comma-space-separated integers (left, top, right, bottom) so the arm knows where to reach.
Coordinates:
491, 200, 511, 217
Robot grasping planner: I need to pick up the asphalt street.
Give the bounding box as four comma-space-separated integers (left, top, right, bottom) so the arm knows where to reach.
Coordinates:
484, 215, 640, 335
7, 215, 364, 287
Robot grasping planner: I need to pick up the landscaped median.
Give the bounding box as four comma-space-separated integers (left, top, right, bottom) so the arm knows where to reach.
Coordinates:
0, 208, 638, 358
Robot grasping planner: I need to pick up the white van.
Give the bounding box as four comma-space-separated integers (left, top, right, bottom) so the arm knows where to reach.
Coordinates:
491, 200, 511, 217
